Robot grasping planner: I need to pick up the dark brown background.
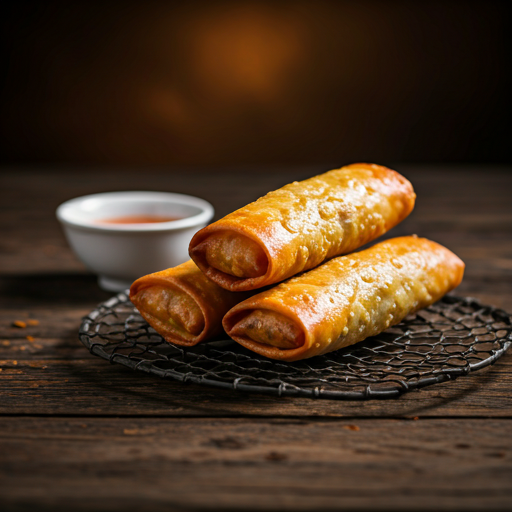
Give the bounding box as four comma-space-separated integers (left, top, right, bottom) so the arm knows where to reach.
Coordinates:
1, 0, 511, 167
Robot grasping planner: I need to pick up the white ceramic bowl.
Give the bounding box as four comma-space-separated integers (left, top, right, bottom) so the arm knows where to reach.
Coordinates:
56, 191, 214, 291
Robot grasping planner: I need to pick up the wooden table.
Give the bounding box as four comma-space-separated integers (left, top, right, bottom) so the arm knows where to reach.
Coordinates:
1, 165, 511, 511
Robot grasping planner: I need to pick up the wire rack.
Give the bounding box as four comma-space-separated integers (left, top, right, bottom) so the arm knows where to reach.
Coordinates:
79, 293, 512, 399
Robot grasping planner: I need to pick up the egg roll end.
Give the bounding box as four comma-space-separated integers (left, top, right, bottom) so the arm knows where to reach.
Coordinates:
190, 231, 268, 279
228, 309, 305, 350
134, 285, 205, 336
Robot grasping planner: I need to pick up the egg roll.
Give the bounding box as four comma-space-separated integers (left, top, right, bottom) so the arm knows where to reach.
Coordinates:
223, 236, 464, 361
130, 260, 248, 346
189, 163, 416, 291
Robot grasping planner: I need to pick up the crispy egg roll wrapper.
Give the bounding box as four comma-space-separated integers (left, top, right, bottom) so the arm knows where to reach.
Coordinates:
130, 260, 249, 346
190, 163, 415, 291
223, 237, 464, 361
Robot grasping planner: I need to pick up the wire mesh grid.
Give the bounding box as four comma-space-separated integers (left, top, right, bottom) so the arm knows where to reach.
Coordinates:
79, 294, 512, 399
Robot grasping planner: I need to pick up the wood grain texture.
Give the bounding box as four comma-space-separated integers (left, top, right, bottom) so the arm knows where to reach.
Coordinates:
0, 417, 511, 511
0, 165, 511, 511
0, 354, 512, 418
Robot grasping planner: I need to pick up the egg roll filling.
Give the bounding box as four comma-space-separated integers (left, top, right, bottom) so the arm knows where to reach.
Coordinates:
192, 231, 268, 279
135, 285, 204, 336
229, 309, 304, 349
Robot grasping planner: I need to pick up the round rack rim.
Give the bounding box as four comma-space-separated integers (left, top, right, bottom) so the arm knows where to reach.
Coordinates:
79, 293, 512, 400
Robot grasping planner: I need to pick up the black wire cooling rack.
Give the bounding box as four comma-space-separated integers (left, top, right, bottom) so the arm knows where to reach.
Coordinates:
79, 294, 512, 399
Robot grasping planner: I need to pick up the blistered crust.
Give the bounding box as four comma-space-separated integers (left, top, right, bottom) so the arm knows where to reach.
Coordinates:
223, 236, 465, 361
130, 260, 248, 346
190, 163, 416, 291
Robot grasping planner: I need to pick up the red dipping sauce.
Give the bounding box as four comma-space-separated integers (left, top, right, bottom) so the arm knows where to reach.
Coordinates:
96, 215, 182, 224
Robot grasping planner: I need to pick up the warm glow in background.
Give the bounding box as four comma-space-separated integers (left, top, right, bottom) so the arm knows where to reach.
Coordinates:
1, 1, 510, 166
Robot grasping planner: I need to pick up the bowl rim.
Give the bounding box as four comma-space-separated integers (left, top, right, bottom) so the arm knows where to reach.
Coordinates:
56, 190, 214, 233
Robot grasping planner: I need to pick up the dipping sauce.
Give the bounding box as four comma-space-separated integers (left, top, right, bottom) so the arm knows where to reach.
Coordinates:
96, 215, 182, 224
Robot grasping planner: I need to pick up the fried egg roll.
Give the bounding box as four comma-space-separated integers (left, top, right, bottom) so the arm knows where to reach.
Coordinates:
190, 163, 416, 291
130, 260, 248, 346
223, 236, 464, 361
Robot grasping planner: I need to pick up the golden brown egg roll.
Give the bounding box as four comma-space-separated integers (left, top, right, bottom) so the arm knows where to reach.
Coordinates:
223, 236, 464, 361
130, 260, 249, 346
189, 163, 416, 291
